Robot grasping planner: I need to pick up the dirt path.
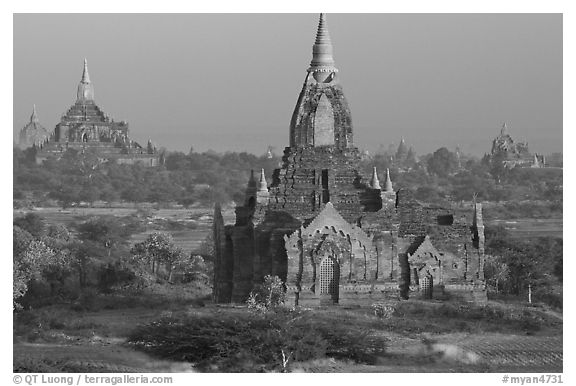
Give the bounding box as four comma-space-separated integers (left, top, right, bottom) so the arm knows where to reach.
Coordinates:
14, 307, 197, 372
14, 342, 194, 372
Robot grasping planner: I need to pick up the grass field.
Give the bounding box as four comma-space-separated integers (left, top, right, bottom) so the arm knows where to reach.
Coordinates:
15, 205, 562, 256
486, 218, 562, 239
13, 206, 237, 254
13, 293, 563, 373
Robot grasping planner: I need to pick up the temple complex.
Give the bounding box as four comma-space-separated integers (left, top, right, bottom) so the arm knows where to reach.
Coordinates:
213, 14, 487, 306
394, 137, 417, 169
33, 59, 160, 166
18, 105, 49, 149
490, 123, 544, 168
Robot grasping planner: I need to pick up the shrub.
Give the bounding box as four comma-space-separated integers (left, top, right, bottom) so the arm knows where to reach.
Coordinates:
246, 275, 286, 313
127, 309, 386, 372
371, 303, 395, 319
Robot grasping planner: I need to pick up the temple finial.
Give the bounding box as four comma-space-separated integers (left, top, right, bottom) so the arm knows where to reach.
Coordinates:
315, 14, 331, 45
384, 168, 394, 193
501, 122, 507, 136
77, 58, 95, 102
30, 104, 38, 123
81, 58, 91, 83
309, 13, 337, 72
258, 168, 268, 191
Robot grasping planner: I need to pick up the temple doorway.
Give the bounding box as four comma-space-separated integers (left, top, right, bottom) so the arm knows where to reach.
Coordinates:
319, 256, 340, 304
420, 274, 433, 299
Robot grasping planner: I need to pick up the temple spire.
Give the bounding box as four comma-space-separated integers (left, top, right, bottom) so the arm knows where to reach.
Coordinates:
30, 104, 39, 123
258, 168, 268, 191
315, 13, 331, 45
81, 58, 91, 83
77, 58, 95, 102
369, 166, 381, 190
501, 122, 507, 136
308, 13, 337, 72
384, 168, 394, 193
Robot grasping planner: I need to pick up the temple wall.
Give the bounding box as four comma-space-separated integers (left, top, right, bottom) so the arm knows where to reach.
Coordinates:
231, 224, 254, 302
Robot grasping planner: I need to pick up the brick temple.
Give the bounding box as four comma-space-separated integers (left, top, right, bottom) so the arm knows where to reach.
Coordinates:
490, 123, 545, 169
213, 14, 487, 306
28, 59, 160, 166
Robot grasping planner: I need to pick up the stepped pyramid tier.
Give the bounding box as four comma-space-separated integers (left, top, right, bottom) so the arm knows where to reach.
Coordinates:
19, 105, 49, 149
213, 14, 487, 307
35, 59, 160, 166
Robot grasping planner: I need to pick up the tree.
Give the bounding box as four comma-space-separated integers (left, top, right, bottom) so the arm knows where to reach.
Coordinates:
13, 213, 45, 238
483, 256, 510, 293
487, 151, 509, 184
13, 231, 70, 308
426, 147, 459, 178
246, 275, 286, 313
76, 216, 137, 257
485, 225, 560, 298
130, 232, 184, 282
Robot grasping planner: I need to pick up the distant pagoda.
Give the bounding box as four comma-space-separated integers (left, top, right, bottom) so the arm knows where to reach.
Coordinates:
35, 59, 160, 166
18, 105, 49, 149
490, 122, 543, 168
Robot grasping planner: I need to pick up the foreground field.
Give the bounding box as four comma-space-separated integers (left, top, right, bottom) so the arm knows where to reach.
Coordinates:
14, 206, 236, 254
487, 218, 563, 239
15, 206, 562, 248
13, 293, 563, 373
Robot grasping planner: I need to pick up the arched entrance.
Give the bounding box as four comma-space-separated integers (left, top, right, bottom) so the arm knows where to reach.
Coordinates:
420, 274, 433, 299
319, 256, 340, 304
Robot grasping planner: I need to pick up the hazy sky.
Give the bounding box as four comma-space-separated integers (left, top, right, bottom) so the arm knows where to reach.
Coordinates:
13, 13, 562, 156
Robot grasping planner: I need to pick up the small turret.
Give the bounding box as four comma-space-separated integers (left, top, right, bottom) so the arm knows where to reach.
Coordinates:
384, 168, 394, 193
369, 166, 381, 190
380, 168, 396, 208
256, 168, 270, 204
258, 168, 268, 192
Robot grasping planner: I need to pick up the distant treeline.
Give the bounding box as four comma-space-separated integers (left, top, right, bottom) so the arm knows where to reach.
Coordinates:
14, 146, 562, 218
